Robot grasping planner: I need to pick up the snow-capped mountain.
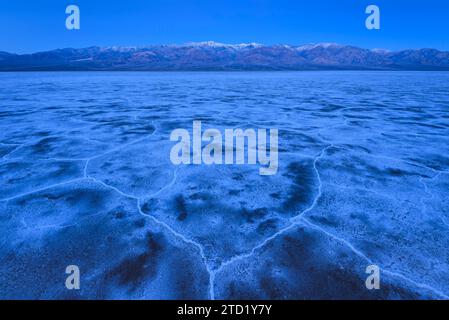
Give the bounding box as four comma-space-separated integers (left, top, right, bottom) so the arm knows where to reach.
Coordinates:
1, 42, 448, 71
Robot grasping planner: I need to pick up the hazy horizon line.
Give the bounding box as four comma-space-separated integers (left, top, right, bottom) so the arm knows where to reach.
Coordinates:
3, 41, 449, 55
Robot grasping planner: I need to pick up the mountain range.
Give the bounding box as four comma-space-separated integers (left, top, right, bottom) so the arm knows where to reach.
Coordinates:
1, 41, 449, 71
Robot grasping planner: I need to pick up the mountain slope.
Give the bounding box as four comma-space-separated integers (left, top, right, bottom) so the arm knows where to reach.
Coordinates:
1, 42, 449, 71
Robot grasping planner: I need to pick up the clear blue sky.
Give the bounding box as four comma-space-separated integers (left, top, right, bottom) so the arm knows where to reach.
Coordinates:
1, 0, 448, 53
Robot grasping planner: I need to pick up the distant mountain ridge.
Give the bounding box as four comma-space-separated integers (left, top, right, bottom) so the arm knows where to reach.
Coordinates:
1, 42, 449, 71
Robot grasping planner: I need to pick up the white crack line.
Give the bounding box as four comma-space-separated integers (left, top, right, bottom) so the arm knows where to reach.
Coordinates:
0, 178, 86, 202
313, 123, 448, 176
1, 133, 109, 162
211, 145, 332, 286
211, 143, 449, 300
83, 122, 158, 178
418, 173, 449, 228
5, 124, 446, 300
0, 123, 214, 297
136, 166, 217, 299
72, 121, 215, 299
299, 217, 449, 300
0, 144, 26, 161
146, 167, 180, 199
24, 211, 107, 231
137, 198, 215, 299
1, 126, 158, 202
335, 144, 447, 175
86, 174, 215, 300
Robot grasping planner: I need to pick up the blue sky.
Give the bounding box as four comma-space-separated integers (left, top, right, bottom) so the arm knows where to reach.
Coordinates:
1, 0, 448, 53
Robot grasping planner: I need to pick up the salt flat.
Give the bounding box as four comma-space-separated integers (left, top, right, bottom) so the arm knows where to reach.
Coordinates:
0, 71, 448, 299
